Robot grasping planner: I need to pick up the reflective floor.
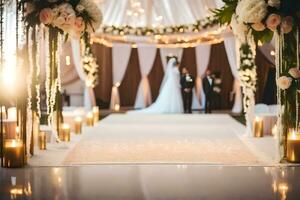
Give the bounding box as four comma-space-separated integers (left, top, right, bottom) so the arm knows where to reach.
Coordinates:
0, 165, 300, 200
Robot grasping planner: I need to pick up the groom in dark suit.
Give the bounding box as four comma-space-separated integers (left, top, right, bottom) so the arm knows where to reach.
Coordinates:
180, 68, 195, 113
203, 70, 214, 113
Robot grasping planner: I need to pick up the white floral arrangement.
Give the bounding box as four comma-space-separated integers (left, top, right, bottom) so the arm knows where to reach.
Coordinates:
22, 0, 102, 38
239, 43, 257, 113
20, 0, 103, 126
101, 15, 218, 36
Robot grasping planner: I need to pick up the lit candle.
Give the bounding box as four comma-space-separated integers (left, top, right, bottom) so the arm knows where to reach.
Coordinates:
7, 107, 17, 121
114, 104, 120, 112
3, 139, 24, 168
0, 106, 6, 119
287, 130, 300, 163
92, 106, 100, 123
74, 117, 82, 134
86, 112, 94, 127
253, 117, 263, 137
39, 132, 47, 150
60, 124, 71, 142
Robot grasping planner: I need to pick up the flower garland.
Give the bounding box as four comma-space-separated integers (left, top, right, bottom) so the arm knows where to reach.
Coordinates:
239, 42, 257, 133
101, 16, 218, 36
214, 0, 300, 161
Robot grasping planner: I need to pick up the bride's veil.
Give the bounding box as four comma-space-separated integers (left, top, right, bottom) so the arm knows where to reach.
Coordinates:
160, 58, 177, 91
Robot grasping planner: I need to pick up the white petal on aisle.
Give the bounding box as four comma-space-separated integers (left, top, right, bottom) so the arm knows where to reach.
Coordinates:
62, 114, 277, 165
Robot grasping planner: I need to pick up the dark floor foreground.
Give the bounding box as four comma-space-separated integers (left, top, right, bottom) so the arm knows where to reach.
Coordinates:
0, 165, 299, 200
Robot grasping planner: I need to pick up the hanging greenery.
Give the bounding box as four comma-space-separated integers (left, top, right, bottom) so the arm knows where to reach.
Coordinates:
19, 0, 102, 134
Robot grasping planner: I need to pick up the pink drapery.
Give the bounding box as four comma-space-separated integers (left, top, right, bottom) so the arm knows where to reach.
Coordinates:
134, 44, 157, 108
111, 43, 132, 109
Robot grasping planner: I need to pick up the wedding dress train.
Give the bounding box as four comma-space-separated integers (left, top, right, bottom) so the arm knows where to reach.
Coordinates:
129, 58, 184, 114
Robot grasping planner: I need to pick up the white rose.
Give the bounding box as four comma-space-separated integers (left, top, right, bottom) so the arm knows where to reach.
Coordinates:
288, 67, 300, 79
276, 76, 292, 90
236, 0, 268, 23
268, 0, 281, 8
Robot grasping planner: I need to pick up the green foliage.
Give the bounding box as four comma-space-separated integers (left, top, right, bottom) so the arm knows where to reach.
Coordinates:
212, 0, 238, 25
252, 29, 274, 44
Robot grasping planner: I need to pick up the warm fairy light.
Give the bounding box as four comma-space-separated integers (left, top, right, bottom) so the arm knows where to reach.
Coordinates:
270, 50, 276, 56
115, 82, 121, 87
65, 56, 71, 66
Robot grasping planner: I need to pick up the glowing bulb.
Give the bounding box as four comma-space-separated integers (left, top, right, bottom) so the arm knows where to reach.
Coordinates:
270, 50, 275, 56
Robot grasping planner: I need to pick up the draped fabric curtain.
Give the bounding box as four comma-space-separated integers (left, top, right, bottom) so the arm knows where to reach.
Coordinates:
224, 36, 242, 113
100, 0, 221, 27
71, 40, 96, 109
160, 48, 183, 71
192, 44, 211, 109
111, 43, 132, 109
134, 44, 157, 108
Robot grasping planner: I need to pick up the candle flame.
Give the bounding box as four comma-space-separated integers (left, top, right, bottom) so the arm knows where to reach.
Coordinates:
62, 123, 70, 129
87, 112, 93, 118
255, 117, 262, 122
288, 129, 300, 140
75, 117, 82, 122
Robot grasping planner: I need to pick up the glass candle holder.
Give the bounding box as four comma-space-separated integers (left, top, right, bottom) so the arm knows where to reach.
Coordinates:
3, 139, 24, 168
39, 132, 47, 150
253, 117, 263, 138
92, 106, 100, 123
86, 112, 94, 127
287, 130, 300, 163
60, 124, 71, 142
74, 117, 82, 135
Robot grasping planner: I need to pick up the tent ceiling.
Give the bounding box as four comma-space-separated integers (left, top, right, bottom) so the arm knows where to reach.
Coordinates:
97, 0, 223, 27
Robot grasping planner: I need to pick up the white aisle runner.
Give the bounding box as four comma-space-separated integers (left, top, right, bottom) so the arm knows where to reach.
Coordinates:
62, 114, 276, 166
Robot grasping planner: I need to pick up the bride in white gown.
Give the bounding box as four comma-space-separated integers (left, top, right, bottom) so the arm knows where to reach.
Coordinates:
129, 58, 184, 114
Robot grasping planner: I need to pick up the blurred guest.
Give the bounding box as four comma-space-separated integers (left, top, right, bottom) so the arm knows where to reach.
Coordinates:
180, 68, 195, 113
202, 70, 214, 113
